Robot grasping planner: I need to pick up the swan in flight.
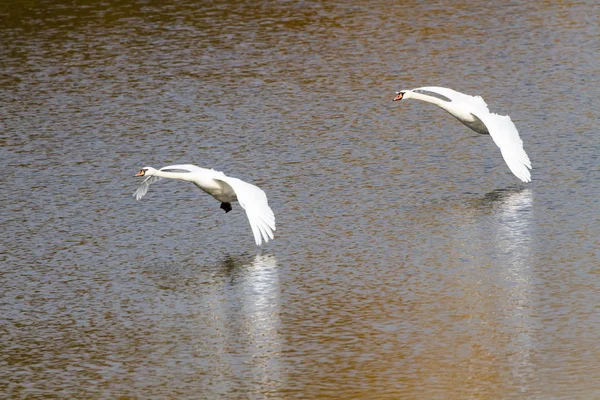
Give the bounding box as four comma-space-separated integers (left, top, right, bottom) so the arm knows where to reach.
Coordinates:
393, 86, 532, 182
133, 164, 275, 246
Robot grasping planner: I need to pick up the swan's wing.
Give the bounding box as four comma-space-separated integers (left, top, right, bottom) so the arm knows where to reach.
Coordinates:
215, 176, 276, 246
159, 164, 206, 174
133, 175, 163, 200
477, 112, 532, 182
416, 86, 490, 113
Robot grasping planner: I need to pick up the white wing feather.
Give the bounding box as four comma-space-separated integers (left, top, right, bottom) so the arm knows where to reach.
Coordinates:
215, 176, 276, 246
477, 112, 532, 183
159, 164, 207, 174
133, 176, 162, 200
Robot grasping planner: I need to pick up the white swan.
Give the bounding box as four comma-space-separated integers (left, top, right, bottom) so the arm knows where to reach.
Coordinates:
133, 164, 275, 246
393, 86, 532, 182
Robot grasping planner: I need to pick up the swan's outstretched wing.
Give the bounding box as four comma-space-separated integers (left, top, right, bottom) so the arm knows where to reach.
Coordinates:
159, 164, 206, 174
215, 176, 276, 246
415, 86, 490, 113
477, 112, 532, 182
133, 176, 162, 200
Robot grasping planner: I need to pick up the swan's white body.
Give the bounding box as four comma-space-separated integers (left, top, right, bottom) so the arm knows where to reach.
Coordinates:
133, 164, 275, 246
393, 86, 532, 183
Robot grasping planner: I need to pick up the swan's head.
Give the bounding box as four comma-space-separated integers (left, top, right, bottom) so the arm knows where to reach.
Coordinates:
393, 90, 411, 101
135, 167, 156, 177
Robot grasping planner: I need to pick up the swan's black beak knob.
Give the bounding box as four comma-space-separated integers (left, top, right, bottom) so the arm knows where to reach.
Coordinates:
393, 92, 404, 101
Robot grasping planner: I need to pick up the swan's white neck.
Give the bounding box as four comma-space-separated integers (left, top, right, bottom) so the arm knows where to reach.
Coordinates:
405, 90, 452, 110
151, 170, 194, 181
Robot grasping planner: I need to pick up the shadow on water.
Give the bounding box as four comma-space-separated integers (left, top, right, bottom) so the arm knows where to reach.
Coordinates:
470, 187, 533, 212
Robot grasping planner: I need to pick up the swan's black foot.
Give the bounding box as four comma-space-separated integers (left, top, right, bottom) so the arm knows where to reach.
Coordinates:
220, 202, 232, 213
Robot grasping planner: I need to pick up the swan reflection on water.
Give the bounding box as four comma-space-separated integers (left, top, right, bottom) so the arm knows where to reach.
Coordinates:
445, 187, 535, 390
209, 253, 282, 395
477, 187, 535, 389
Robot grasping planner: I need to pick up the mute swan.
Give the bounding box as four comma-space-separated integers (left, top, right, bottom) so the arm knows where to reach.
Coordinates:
393, 86, 532, 182
133, 164, 275, 246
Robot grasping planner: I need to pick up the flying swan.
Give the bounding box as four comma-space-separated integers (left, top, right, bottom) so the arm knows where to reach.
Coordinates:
393, 86, 532, 182
133, 164, 275, 246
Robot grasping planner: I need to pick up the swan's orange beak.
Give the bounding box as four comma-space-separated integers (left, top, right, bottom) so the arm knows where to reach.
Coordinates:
393, 93, 403, 101
135, 170, 145, 177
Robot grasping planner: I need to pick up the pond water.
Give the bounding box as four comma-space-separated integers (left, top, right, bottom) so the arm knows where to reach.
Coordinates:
1, 0, 599, 398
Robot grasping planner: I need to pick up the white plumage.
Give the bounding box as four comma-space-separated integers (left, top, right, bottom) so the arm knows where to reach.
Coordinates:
133, 164, 275, 246
393, 86, 532, 183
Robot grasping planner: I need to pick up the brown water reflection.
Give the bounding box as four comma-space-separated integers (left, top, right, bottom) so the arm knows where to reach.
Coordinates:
1, 0, 599, 398
280, 189, 536, 398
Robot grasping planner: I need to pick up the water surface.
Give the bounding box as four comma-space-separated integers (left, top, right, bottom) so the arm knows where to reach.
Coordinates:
1, 0, 599, 398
